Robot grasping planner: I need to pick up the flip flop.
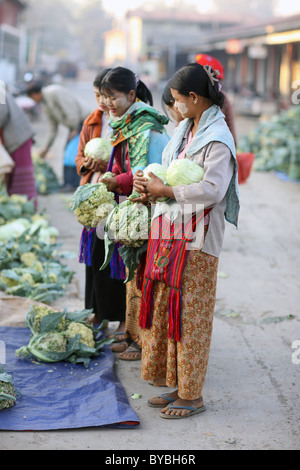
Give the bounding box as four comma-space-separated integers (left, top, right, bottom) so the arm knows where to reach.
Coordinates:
110, 341, 127, 353
119, 345, 141, 361
109, 332, 126, 343
147, 393, 176, 408
159, 403, 206, 419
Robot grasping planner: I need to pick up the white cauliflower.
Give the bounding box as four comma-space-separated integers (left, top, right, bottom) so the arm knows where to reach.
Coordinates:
107, 199, 151, 247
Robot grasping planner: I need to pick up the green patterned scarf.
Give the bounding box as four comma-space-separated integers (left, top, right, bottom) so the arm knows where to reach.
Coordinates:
109, 101, 169, 169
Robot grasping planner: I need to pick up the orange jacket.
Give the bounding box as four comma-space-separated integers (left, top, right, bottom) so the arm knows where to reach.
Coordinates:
75, 108, 103, 185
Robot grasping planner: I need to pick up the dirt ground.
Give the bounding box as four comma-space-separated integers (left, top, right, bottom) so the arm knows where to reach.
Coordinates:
0, 82, 299, 450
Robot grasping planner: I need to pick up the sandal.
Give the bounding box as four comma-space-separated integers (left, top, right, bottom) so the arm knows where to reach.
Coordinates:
147, 393, 176, 408
109, 331, 126, 343
119, 343, 141, 361
110, 341, 127, 353
159, 403, 206, 419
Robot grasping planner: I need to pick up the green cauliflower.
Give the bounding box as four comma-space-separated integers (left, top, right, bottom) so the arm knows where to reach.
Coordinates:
0, 273, 19, 288
20, 252, 37, 267
16, 331, 70, 363
33, 331, 68, 353
0, 370, 17, 411
71, 182, 116, 229
32, 260, 44, 273
16, 305, 114, 367
20, 272, 35, 285
48, 272, 58, 283
65, 322, 95, 349
25, 305, 65, 334
8, 194, 28, 205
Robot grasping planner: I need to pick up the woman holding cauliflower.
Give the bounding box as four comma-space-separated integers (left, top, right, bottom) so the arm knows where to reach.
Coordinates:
75, 69, 127, 338
133, 62, 240, 418
98, 66, 170, 359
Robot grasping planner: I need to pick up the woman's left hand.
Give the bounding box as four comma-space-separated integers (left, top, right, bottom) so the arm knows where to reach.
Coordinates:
99, 175, 118, 192
145, 172, 167, 203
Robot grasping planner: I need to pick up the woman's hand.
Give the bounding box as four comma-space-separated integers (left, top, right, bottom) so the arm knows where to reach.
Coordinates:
39, 148, 49, 159
145, 172, 168, 203
133, 170, 174, 203
99, 175, 118, 192
83, 156, 108, 173
132, 170, 150, 203
133, 170, 148, 193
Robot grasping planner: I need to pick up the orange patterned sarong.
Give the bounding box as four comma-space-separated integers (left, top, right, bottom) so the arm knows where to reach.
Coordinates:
141, 249, 218, 400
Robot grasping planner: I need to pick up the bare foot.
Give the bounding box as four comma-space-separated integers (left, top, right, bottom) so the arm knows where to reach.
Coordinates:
109, 321, 126, 342
119, 345, 141, 361
161, 396, 204, 417
110, 342, 127, 353
148, 378, 167, 387
148, 390, 179, 406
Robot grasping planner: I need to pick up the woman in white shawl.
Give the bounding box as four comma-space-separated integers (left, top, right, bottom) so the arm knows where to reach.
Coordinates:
133, 62, 240, 419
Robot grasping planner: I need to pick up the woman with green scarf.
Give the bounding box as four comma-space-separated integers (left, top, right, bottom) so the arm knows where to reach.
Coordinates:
99, 67, 170, 359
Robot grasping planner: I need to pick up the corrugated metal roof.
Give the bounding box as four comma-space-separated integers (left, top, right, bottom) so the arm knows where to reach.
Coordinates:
196, 13, 300, 44
125, 8, 252, 25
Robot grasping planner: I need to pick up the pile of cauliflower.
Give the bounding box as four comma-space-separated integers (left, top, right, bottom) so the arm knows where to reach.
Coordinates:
71, 174, 116, 229
16, 305, 114, 368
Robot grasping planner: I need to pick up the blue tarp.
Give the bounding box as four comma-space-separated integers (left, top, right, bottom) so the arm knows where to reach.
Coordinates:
275, 171, 300, 183
0, 327, 140, 430
63, 134, 80, 167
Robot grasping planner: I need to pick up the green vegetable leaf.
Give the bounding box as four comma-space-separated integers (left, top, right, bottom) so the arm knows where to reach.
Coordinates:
39, 312, 66, 333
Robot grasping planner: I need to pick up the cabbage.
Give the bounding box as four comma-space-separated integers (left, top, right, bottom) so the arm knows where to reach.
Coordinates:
166, 159, 204, 186
143, 163, 168, 201
144, 163, 167, 182
84, 138, 112, 162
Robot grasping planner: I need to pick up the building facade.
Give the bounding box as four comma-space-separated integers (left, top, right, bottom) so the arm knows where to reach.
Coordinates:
0, 0, 26, 83
195, 14, 300, 107
103, 8, 241, 85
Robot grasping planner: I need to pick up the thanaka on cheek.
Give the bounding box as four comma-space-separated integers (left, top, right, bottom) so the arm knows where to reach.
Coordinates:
176, 102, 189, 115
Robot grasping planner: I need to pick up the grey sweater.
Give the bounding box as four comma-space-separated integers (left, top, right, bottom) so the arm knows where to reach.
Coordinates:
172, 140, 234, 258
0, 93, 35, 153
41, 85, 91, 149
